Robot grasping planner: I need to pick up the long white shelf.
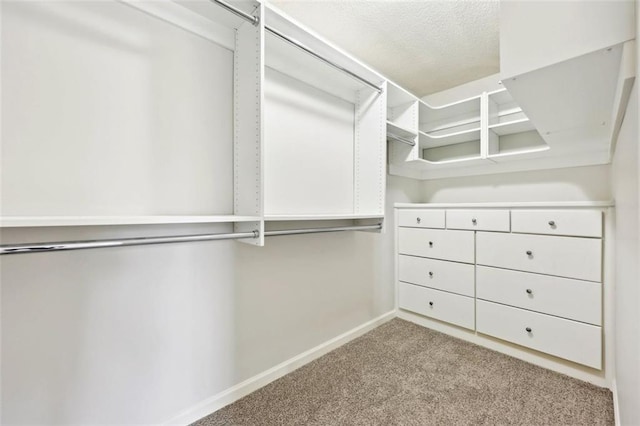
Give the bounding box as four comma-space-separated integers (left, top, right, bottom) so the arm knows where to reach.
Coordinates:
0, 215, 262, 228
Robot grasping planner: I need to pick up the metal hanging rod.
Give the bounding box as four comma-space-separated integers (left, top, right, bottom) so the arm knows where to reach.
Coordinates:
210, 0, 259, 26
387, 134, 416, 147
265, 224, 381, 237
0, 231, 258, 256
265, 26, 384, 94
0, 224, 382, 256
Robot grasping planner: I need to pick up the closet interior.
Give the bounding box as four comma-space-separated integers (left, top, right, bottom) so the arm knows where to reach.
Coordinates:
1, 0, 638, 425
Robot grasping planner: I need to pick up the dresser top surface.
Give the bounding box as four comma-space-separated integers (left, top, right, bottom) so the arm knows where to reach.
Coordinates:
395, 201, 614, 209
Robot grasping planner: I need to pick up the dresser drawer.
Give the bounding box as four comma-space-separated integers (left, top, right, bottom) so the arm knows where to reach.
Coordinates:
446, 209, 510, 232
477, 266, 601, 325
399, 282, 475, 330
398, 228, 474, 263
398, 209, 445, 229
476, 232, 601, 282
399, 255, 474, 297
477, 300, 601, 369
511, 210, 602, 238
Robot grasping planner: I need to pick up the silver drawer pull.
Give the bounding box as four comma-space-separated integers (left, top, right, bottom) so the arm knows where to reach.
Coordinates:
428, 271, 434, 277
526, 327, 532, 333
429, 301, 434, 307
526, 288, 533, 294
416, 217, 421, 224
471, 218, 477, 224
548, 220, 556, 227
526, 250, 533, 256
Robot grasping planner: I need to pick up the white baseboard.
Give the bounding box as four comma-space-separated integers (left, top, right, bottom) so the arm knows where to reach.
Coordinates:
612, 379, 620, 426
164, 311, 396, 425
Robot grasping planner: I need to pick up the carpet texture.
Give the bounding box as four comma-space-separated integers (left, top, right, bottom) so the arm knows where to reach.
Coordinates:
193, 319, 613, 425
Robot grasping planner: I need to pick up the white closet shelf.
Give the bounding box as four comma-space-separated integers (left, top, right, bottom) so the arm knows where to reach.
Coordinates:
419, 96, 481, 121
407, 156, 487, 169
265, 214, 383, 221
124, 0, 259, 52
488, 118, 535, 136
387, 121, 418, 139
265, 6, 383, 103
0, 215, 262, 228
487, 145, 551, 162
419, 127, 481, 148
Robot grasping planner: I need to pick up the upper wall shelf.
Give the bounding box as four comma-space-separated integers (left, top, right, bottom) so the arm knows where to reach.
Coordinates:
126, 0, 258, 51
0, 215, 262, 228
264, 7, 383, 104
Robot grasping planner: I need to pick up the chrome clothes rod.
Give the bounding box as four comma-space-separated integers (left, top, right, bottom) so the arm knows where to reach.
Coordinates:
210, 0, 259, 26
0, 231, 258, 255
0, 224, 381, 255
265, 224, 381, 237
387, 134, 416, 147
265, 26, 384, 94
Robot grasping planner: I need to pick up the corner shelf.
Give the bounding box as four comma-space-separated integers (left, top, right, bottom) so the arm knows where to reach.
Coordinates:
419, 96, 481, 133
419, 126, 481, 149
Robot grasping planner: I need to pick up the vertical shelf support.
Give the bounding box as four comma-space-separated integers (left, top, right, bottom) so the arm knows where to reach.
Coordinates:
234, 4, 265, 246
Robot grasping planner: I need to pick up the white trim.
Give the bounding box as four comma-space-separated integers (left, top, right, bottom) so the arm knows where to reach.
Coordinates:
163, 311, 396, 426
612, 379, 621, 426
395, 201, 615, 209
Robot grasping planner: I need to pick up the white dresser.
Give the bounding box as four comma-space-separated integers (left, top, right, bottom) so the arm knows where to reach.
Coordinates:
396, 203, 609, 371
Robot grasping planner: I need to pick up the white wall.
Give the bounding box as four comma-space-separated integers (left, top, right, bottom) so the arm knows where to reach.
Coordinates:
1, 1, 234, 217
422, 164, 612, 203
611, 83, 640, 426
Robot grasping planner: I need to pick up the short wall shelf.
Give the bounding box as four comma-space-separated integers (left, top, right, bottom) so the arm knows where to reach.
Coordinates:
387, 121, 418, 140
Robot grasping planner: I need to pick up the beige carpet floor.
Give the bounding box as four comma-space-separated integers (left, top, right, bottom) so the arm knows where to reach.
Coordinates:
193, 318, 613, 425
